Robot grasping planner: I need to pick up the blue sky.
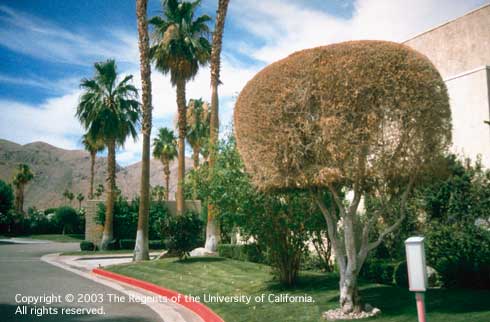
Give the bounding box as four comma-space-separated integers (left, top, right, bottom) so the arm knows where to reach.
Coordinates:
0, 0, 487, 165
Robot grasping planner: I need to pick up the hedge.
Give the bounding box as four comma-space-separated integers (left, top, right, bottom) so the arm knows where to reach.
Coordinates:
217, 243, 267, 264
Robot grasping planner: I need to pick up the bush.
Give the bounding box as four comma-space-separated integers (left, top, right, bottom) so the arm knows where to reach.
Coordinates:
393, 261, 409, 287
217, 243, 267, 264
0, 180, 14, 220
360, 258, 397, 285
119, 239, 135, 250
426, 223, 490, 289
163, 211, 203, 260
54, 207, 80, 234
80, 240, 96, 251
149, 240, 164, 250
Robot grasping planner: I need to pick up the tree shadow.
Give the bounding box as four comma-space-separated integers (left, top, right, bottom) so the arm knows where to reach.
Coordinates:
174, 256, 226, 264
264, 272, 339, 293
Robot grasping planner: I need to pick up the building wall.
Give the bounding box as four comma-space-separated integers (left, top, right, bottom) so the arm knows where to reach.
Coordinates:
404, 4, 490, 166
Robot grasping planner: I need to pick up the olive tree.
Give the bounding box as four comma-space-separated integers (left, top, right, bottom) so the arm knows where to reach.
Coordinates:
234, 41, 451, 313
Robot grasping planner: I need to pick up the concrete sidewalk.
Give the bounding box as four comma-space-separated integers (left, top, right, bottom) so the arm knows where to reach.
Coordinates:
43, 253, 203, 322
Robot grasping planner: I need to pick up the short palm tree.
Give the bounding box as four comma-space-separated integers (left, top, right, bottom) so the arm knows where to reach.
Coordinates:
149, 0, 212, 214
76, 59, 140, 250
82, 134, 105, 199
153, 128, 178, 201
76, 193, 85, 209
186, 98, 210, 169
12, 164, 34, 214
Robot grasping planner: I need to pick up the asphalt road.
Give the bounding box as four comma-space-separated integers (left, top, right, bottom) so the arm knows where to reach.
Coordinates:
0, 241, 162, 322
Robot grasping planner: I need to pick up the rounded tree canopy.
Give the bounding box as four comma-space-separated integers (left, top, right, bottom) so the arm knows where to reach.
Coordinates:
234, 41, 452, 191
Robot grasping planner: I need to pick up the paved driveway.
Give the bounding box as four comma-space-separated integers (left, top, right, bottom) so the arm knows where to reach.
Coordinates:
0, 242, 162, 322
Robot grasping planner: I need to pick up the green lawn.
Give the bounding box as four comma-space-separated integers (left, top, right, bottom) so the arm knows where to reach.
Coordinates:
61, 249, 165, 256
27, 234, 84, 242
107, 257, 490, 322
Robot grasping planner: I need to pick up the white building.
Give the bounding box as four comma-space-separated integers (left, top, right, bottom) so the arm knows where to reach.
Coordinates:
404, 4, 490, 166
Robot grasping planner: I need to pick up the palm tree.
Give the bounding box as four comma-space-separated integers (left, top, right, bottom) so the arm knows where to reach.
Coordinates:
151, 185, 166, 202
76, 59, 140, 250
12, 164, 34, 214
82, 134, 105, 199
186, 98, 210, 169
153, 128, 178, 201
206, 0, 230, 252
76, 193, 85, 209
134, 0, 153, 262
94, 184, 105, 198
149, 0, 212, 214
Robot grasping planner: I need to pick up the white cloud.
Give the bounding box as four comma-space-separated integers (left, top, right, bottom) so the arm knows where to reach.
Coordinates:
230, 0, 487, 64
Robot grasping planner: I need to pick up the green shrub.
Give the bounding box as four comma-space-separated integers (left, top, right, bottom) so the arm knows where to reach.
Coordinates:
426, 222, 490, 289
393, 261, 409, 287
360, 258, 397, 285
106, 239, 119, 250
54, 206, 80, 234
80, 240, 96, 251
217, 243, 267, 264
149, 240, 164, 250
0, 180, 14, 221
119, 239, 135, 249
162, 211, 203, 260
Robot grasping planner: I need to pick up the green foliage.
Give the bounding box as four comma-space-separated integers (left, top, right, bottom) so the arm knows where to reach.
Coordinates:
80, 240, 97, 251
97, 197, 169, 240
217, 244, 267, 264
149, 240, 165, 250
54, 206, 80, 234
425, 222, 490, 289
393, 261, 409, 288
0, 180, 14, 225
187, 135, 331, 285
119, 239, 136, 249
359, 258, 397, 285
162, 211, 203, 260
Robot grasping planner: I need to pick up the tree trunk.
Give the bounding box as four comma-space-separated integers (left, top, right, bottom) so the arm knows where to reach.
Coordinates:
339, 269, 362, 313
14, 186, 21, 213
101, 139, 116, 250
205, 0, 229, 252
89, 151, 96, 199
164, 163, 170, 201
175, 78, 187, 215
18, 185, 24, 214
192, 147, 200, 170
134, 0, 152, 262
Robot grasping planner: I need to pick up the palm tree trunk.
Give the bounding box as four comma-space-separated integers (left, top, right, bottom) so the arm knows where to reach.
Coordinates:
164, 162, 170, 201
205, 0, 229, 252
19, 185, 25, 214
134, 0, 152, 262
89, 151, 96, 199
192, 147, 200, 169
176, 77, 187, 215
101, 139, 116, 250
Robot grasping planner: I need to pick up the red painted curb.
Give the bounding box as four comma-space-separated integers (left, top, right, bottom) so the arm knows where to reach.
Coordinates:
93, 268, 224, 322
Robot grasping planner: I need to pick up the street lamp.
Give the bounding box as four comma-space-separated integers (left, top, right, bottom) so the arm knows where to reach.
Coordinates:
405, 236, 428, 322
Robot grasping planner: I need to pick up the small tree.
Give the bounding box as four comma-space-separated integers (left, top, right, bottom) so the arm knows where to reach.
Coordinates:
76, 193, 85, 209
12, 164, 34, 214
54, 206, 79, 235
234, 41, 451, 313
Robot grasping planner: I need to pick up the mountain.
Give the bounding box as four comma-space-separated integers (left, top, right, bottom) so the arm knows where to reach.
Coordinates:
0, 139, 193, 209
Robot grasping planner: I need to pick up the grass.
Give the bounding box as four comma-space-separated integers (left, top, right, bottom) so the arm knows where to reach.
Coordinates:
107, 257, 490, 322
61, 249, 163, 256
26, 234, 84, 242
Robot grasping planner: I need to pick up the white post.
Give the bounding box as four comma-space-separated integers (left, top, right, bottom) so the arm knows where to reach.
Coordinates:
405, 236, 428, 322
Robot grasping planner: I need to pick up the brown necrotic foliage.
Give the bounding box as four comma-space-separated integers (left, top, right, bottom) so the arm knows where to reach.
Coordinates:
234, 41, 451, 191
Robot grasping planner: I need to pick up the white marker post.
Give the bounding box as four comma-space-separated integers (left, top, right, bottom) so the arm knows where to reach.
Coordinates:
405, 236, 428, 322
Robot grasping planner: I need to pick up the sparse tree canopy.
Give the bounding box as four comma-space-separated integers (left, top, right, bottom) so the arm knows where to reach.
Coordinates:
234, 40, 452, 314
235, 40, 451, 192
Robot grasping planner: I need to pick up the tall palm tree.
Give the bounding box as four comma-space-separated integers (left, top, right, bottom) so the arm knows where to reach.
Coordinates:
206, 0, 230, 252
153, 128, 178, 201
134, 0, 153, 262
76, 59, 140, 250
186, 98, 210, 169
12, 164, 34, 214
149, 0, 212, 214
82, 134, 105, 199
76, 193, 85, 209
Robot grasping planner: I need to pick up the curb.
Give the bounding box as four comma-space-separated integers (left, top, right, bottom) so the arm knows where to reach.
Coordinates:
93, 268, 224, 322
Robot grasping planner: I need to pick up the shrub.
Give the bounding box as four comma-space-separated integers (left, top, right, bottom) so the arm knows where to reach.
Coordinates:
80, 240, 96, 251
119, 239, 136, 250
149, 240, 165, 250
0, 180, 14, 219
426, 222, 490, 289
393, 261, 409, 287
162, 211, 203, 260
54, 207, 80, 235
359, 258, 397, 285
217, 244, 267, 264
